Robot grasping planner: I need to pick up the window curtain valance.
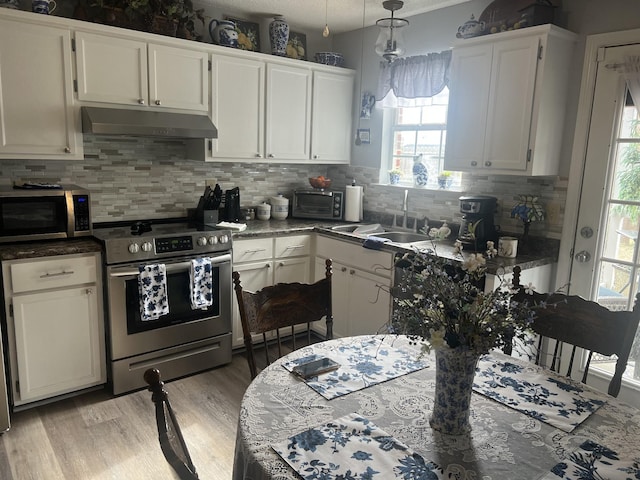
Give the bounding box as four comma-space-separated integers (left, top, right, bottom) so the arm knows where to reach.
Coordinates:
376, 50, 452, 108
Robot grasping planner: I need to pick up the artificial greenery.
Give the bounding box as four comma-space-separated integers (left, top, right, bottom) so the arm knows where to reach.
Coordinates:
88, 0, 204, 39
390, 246, 538, 355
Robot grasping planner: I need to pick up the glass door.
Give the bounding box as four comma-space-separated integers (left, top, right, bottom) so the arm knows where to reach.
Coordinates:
569, 43, 640, 394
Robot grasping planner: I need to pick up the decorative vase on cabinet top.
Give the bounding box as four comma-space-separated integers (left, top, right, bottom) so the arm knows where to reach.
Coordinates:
269, 15, 289, 56
209, 19, 238, 47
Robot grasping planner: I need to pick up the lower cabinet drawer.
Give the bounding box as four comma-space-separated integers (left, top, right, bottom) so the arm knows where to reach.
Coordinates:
9, 254, 98, 293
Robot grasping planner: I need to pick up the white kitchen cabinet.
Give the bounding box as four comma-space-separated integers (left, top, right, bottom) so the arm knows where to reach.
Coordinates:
314, 235, 394, 338
2, 253, 106, 407
231, 234, 312, 348
190, 54, 353, 164
311, 70, 354, 164
265, 63, 312, 161
75, 31, 208, 111
209, 54, 265, 160
444, 24, 576, 176
0, 18, 81, 159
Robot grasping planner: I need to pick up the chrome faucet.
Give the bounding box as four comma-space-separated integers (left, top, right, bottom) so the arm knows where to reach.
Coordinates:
402, 189, 409, 229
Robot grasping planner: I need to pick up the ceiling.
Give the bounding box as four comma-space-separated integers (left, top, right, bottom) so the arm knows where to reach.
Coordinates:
194, 0, 472, 35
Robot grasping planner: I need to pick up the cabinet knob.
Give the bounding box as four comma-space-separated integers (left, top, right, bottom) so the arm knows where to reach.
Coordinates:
138, 98, 145, 105
349, 269, 356, 275
64, 146, 71, 153
313, 155, 319, 159
155, 100, 161, 106
341, 267, 347, 272
268, 153, 275, 158
255, 153, 263, 158
484, 161, 492, 167
85, 288, 93, 295
471, 161, 478, 167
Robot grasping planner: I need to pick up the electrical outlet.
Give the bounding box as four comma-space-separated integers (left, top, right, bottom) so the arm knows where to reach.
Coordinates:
546, 202, 561, 225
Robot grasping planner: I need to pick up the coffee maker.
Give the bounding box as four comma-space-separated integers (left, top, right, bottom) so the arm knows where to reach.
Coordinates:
458, 195, 498, 250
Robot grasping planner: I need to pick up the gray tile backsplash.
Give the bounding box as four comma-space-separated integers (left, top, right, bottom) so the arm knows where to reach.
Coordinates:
1, 136, 566, 239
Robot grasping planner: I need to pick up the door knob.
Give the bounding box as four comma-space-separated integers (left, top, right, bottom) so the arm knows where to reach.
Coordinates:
574, 250, 591, 263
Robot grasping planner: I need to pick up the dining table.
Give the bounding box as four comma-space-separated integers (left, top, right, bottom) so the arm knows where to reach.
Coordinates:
232, 335, 640, 480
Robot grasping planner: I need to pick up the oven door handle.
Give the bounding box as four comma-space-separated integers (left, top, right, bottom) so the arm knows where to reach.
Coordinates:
108, 253, 232, 278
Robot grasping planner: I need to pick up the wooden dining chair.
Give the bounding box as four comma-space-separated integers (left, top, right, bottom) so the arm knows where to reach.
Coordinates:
144, 368, 199, 480
510, 266, 640, 397
233, 258, 333, 379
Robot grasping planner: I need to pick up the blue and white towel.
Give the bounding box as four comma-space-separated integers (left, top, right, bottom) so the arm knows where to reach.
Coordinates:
190, 257, 213, 310
138, 264, 169, 321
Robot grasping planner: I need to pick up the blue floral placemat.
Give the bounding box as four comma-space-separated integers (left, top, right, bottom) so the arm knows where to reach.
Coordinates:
541, 440, 640, 479
281, 338, 428, 400
272, 413, 445, 480
473, 356, 608, 432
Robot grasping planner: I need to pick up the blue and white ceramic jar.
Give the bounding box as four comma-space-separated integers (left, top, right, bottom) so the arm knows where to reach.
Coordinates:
413, 156, 428, 187
269, 15, 289, 56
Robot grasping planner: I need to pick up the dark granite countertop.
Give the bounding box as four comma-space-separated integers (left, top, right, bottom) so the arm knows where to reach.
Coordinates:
0, 238, 103, 261
0, 219, 558, 275
234, 219, 559, 276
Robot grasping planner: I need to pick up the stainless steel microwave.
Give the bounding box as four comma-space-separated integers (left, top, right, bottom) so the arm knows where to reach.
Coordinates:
292, 190, 344, 221
0, 184, 92, 243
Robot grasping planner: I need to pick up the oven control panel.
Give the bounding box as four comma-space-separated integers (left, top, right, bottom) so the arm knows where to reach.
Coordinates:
155, 235, 193, 253
96, 227, 233, 264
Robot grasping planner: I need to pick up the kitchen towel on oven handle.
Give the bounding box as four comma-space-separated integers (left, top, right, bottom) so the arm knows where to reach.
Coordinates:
138, 264, 169, 321
190, 257, 213, 310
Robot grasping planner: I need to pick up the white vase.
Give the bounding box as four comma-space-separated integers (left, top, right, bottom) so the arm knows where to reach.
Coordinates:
269, 15, 289, 56
429, 347, 480, 435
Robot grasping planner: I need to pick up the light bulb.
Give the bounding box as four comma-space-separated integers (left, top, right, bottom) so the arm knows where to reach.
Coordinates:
323, 24, 330, 37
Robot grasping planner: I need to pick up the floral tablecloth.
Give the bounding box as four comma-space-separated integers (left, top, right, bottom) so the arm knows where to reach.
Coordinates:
232, 335, 640, 480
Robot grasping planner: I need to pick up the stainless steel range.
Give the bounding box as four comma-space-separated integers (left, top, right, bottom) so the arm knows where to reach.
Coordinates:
93, 221, 233, 395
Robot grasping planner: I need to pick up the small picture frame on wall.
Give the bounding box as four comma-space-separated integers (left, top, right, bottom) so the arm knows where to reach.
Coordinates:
224, 16, 261, 52
286, 31, 307, 60
357, 129, 371, 144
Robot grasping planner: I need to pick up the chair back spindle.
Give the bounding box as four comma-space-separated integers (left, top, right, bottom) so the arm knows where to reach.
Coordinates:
144, 368, 199, 480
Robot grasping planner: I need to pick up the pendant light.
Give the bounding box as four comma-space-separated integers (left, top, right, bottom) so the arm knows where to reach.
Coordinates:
322, 0, 330, 37
375, 0, 409, 62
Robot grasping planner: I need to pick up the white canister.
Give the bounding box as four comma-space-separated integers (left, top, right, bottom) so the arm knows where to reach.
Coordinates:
270, 195, 289, 220
256, 203, 271, 221
498, 236, 518, 258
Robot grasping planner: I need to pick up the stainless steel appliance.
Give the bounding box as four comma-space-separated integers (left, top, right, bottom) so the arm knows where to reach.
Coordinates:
0, 184, 91, 243
93, 222, 233, 395
292, 190, 344, 221
458, 195, 498, 250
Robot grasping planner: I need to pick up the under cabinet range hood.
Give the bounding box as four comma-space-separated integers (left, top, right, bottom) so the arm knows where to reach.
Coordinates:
81, 106, 218, 139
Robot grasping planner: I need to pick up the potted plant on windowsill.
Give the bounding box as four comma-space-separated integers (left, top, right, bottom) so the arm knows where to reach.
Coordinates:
389, 169, 403, 185
437, 171, 453, 189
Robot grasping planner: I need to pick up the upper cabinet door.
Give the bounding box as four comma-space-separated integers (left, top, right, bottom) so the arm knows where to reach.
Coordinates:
443, 43, 492, 171
210, 54, 265, 159
148, 44, 208, 111
311, 70, 354, 164
265, 63, 311, 161
0, 19, 80, 158
483, 36, 540, 171
75, 31, 148, 106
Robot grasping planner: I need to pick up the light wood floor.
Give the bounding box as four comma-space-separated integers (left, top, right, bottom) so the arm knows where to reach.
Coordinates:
0, 352, 254, 480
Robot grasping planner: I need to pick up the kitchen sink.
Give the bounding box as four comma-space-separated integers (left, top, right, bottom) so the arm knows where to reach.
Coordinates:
331, 224, 386, 235
373, 231, 431, 244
